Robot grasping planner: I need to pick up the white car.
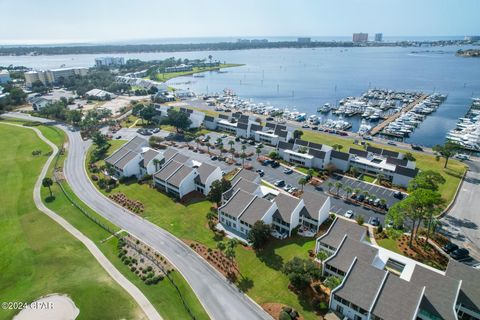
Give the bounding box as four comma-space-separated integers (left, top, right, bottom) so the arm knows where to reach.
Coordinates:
455, 154, 470, 160
344, 210, 354, 219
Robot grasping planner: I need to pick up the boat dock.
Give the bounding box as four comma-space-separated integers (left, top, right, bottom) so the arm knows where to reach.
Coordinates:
370, 94, 428, 136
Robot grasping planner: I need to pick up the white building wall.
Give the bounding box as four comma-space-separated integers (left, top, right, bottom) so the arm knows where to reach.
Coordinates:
204, 167, 223, 195
178, 171, 197, 198
330, 158, 350, 172
330, 299, 368, 320
122, 155, 143, 178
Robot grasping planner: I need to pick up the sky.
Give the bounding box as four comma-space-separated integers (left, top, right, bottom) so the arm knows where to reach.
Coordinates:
0, 0, 479, 45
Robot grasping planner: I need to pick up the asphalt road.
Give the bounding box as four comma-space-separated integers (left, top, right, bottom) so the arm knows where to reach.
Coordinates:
4, 113, 272, 320
441, 159, 480, 261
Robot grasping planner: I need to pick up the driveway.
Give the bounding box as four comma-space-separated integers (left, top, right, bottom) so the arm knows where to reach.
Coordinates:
441, 159, 480, 261
4, 112, 272, 320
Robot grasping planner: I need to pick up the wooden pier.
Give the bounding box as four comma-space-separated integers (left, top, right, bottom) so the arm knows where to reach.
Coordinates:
370, 94, 428, 136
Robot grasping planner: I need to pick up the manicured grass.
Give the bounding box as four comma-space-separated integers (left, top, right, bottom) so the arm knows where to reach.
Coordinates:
0, 124, 144, 320
360, 174, 376, 183
40, 127, 211, 320
376, 238, 402, 254
153, 64, 243, 82
301, 130, 467, 203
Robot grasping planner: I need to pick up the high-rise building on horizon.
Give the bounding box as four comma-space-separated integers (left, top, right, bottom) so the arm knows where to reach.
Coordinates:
352, 33, 368, 43
375, 33, 383, 42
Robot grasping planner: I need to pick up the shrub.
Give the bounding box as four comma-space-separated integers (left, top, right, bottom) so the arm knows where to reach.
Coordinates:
130, 266, 136, 272
279, 310, 292, 320
377, 224, 383, 233
91, 174, 99, 181
318, 301, 329, 311
146, 266, 153, 272
356, 214, 364, 225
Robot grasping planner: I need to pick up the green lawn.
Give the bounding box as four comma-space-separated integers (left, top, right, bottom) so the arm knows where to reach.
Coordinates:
360, 174, 376, 183
153, 64, 243, 82
37, 126, 211, 320
0, 124, 145, 320
88, 141, 322, 319
301, 130, 467, 203
376, 238, 402, 254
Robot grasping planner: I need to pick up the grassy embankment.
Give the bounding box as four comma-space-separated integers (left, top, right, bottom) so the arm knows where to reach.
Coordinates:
153, 64, 243, 82
0, 124, 145, 320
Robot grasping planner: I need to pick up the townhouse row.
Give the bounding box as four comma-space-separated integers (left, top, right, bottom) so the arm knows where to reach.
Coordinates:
278, 139, 419, 187
316, 218, 480, 320
218, 168, 331, 240
105, 136, 222, 199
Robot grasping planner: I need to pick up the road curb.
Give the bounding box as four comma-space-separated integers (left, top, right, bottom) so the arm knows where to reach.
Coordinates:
438, 168, 467, 219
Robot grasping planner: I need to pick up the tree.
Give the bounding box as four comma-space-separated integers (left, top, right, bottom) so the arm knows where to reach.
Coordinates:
332, 144, 343, 151
165, 109, 192, 132
240, 152, 247, 166
324, 276, 342, 290
208, 179, 231, 204
408, 170, 446, 192
298, 177, 307, 191
293, 130, 304, 140
195, 137, 201, 149
206, 210, 217, 230
283, 257, 321, 290
230, 147, 236, 161
327, 181, 334, 192
224, 239, 238, 271
92, 131, 108, 148
132, 103, 144, 117
316, 250, 331, 262
139, 104, 156, 124
67, 109, 82, 125
247, 221, 272, 250
42, 177, 54, 198
376, 173, 385, 183
334, 181, 343, 195
433, 142, 459, 168
268, 150, 279, 159
349, 166, 359, 177
256, 146, 263, 159
344, 186, 353, 198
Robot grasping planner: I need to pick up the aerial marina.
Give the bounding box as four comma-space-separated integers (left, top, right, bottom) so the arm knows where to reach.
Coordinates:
447, 98, 480, 152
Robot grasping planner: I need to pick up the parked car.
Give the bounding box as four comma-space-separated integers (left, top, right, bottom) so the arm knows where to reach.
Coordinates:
387, 141, 397, 146
262, 160, 272, 166
370, 217, 380, 226
442, 242, 459, 254
288, 187, 298, 194
266, 117, 274, 121
344, 210, 354, 219
374, 199, 381, 206
210, 155, 218, 161
450, 248, 470, 260
363, 135, 373, 141
220, 134, 228, 138
283, 168, 293, 174
393, 191, 404, 199
256, 169, 265, 177
152, 128, 160, 133
455, 154, 470, 160
411, 144, 423, 151
351, 192, 357, 199
271, 161, 280, 168
274, 180, 285, 187
249, 140, 256, 145
358, 194, 365, 202
283, 184, 293, 191
115, 135, 122, 139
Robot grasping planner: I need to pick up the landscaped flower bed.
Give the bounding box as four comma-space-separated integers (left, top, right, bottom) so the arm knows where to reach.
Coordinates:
109, 192, 145, 214
118, 234, 175, 285
186, 240, 239, 281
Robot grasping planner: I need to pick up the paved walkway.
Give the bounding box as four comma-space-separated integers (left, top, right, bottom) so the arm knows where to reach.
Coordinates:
1, 122, 162, 320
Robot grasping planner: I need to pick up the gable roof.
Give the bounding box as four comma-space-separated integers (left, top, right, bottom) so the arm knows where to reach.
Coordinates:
141, 149, 159, 167
239, 196, 274, 225
335, 259, 387, 312
410, 265, 460, 320
326, 237, 378, 274
300, 191, 329, 221
371, 273, 424, 320
219, 189, 255, 218
394, 166, 419, 178
318, 218, 366, 250
295, 139, 309, 146
349, 147, 369, 158
386, 157, 408, 167
308, 148, 326, 159
366, 145, 383, 155
154, 160, 183, 181
273, 193, 302, 223
278, 141, 294, 150
250, 123, 263, 132
105, 136, 147, 169
381, 149, 400, 158
195, 162, 218, 185
231, 168, 260, 185
167, 165, 194, 187
331, 150, 350, 161
446, 260, 480, 314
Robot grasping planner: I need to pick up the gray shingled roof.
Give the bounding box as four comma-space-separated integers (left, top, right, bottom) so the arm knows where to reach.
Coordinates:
308, 148, 326, 159
410, 265, 460, 320
167, 165, 194, 187
331, 150, 350, 161
170, 152, 189, 164
141, 149, 159, 167
265, 122, 276, 129
273, 193, 301, 223
222, 178, 259, 201
219, 114, 229, 120
381, 149, 400, 158
371, 274, 424, 320
231, 168, 260, 184
295, 139, 308, 146
204, 115, 214, 122
250, 123, 263, 132
105, 136, 147, 168
154, 160, 183, 181
335, 259, 386, 312
278, 141, 294, 150
114, 151, 138, 169
446, 260, 480, 314
349, 148, 369, 158
219, 189, 255, 218
394, 166, 418, 178
308, 142, 323, 151
386, 157, 408, 167
318, 218, 366, 250
326, 238, 378, 274
163, 148, 179, 162
300, 191, 329, 221
366, 146, 383, 155
195, 162, 218, 184
239, 196, 274, 225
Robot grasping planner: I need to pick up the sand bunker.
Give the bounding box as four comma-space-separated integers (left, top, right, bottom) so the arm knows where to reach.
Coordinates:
14, 294, 79, 320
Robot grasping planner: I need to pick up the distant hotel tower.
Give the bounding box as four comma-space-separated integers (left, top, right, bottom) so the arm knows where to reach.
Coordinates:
375, 33, 383, 42
352, 33, 368, 43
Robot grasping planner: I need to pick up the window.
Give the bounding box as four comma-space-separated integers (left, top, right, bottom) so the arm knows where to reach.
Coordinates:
354, 315, 362, 320
336, 305, 343, 314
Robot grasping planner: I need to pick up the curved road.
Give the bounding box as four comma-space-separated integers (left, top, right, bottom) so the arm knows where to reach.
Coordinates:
1, 122, 162, 320
5, 113, 271, 320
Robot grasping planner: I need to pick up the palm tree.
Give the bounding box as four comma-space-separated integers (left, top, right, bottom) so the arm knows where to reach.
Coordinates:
334, 182, 343, 195
240, 152, 247, 166
379, 198, 387, 207
228, 140, 235, 151
153, 159, 162, 172
241, 144, 247, 153
298, 177, 307, 192
256, 146, 262, 159
354, 188, 361, 195
307, 169, 314, 180
376, 173, 385, 184
350, 166, 359, 178
230, 147, 236, 161
42, 177, 54, 198
327, 181, 334, 192
344, 186, 353, 198
195, 137, 201, 150
206, 142, 211, 154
